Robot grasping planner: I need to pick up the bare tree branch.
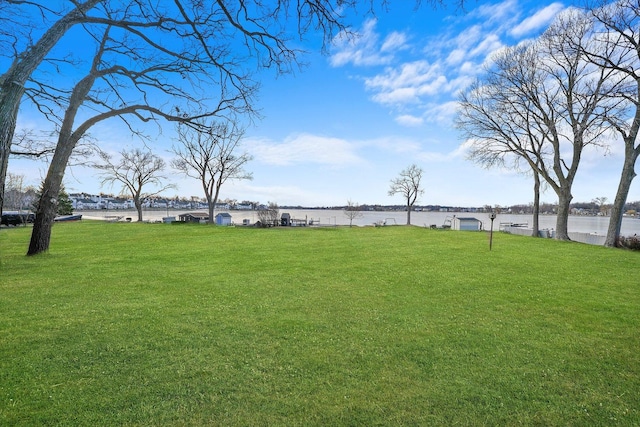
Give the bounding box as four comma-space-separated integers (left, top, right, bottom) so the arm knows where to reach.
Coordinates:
93, 147, 174, 222
388, 164, 424, 225
172, 119, 253, 224
457, 8, 626, 240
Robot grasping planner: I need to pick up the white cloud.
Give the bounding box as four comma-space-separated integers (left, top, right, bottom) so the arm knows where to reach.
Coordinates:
415, 143, 467, 163
424, 101, 460, 125
381, 31, 409, 52
365, 61, 447, 105
473, 0, 518, 24
510, 3, 565, 38
246, 133, 364, 167
330, 19, 400, 67
458, 61, 478, 76
371, 86, 420, 105
395, 114, 424, 127
469, 34, 504, 58
325, 0, 568, 182
366, 136, 423, 154
452, 25, 484, 51
446, 48, 467, 66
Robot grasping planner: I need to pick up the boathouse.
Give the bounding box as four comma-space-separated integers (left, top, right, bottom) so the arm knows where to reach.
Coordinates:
178, 212, 209, 223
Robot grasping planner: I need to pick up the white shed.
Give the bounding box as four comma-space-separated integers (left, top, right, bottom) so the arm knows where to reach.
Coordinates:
453, 217, 482, 231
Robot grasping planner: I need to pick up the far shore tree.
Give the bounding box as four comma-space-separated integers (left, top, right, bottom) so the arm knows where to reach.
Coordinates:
388, 164, 424, 225
4, 173, 39, 225
94, 148, 174, 222
5, 172, 26, 212
172, 121, 253, 225
257, 202, 280, 227
344, 199, 364, 227
592, 196, 609, 215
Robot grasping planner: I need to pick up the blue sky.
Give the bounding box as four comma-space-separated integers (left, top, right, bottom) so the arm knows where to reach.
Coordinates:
8, 0, 639, 207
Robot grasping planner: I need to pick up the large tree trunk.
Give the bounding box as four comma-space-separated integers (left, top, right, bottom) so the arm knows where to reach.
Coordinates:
0, 81, 23, 213
207, 201, 215, 225
532, 171, 540, 237
605, 148, 638, 247
555, 189, 572, 241
27, 179, 61, 256
406, 201, 411, 225
27, 74, 97, 255
27, 140, 76, 255
204, 191, 215, 225
135, 198, 144, 222
27, 35, 108, 254
209, 183, 223, 225
0, 0, 101, 214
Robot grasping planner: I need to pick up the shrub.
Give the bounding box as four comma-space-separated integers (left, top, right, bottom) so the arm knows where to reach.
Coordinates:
618, 234, 640, 250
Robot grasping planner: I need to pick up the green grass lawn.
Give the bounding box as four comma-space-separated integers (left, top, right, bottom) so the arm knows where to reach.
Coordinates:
1, 221, 638, 425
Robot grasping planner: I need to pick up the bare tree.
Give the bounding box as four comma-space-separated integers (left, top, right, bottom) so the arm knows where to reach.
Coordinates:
4, 172, 25, 211
172, 121, 253, 224
0, 0, 101, 213
458, 9, 625, 240
2, 0, 394, 216
4, 172, 36, 226
10, 129, 60, 160
26, 24, 207, 255
585, 0, 640, 246
94, 148, 173, 222
257, 202, 280, 227
388, 164, 424, 225
0, 0, 464, 217
344, 199, 363, 227
21, 0, 364, 255
592, 196, 609, 215
457, 45, 551, 238
531, 10, 624, 240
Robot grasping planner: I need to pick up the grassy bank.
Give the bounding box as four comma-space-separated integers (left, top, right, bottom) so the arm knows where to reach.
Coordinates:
1, 222, 638, 425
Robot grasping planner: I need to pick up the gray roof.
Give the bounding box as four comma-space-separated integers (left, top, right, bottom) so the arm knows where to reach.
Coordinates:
180, 212, 209, 218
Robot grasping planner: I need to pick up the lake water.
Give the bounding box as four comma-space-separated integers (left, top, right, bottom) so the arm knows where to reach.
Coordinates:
80, 208, 640, 237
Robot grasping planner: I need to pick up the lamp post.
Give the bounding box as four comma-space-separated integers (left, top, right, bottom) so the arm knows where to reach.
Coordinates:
489, 212, 496, 251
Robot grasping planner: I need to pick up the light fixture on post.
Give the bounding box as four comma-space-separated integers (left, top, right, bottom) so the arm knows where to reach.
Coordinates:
489, 212, 497, 251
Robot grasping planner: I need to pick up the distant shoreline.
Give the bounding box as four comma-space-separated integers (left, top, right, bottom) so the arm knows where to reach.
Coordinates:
73, 208, 640, 235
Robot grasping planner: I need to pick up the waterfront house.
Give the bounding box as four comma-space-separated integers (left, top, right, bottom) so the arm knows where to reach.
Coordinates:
74, 198, 100, 210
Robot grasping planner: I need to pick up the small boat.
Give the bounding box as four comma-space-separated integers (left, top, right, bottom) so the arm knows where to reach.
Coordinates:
54, 214, 83, 222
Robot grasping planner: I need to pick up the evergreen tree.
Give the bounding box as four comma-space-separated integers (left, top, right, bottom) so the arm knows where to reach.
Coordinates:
33, 183, 73, 216
57, 187, 73, 215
